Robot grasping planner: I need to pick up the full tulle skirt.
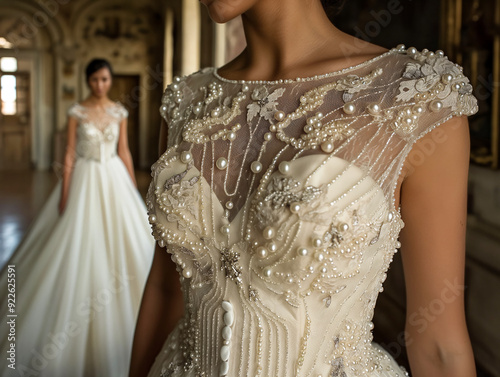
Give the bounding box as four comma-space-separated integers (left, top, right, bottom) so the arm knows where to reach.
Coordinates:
0, 156, 155, 377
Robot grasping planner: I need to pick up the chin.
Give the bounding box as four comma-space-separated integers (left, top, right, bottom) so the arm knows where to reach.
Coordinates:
204, 0, 251, 24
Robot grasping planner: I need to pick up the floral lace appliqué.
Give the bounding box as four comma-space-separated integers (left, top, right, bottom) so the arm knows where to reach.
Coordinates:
247, 87, 286, 123
335, 68, 383, 102
157, 164, 200, 229
396, 53, 478, 116
254, 176, 323, 229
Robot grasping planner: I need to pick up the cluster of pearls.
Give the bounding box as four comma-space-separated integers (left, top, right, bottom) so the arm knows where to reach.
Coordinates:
266, 70, 381, 151
206, 81, 223, 105
402, 44, 445, 59
413, 81, 446, 104
219, 300, 234, 376
185, 121, 242, 145
181, 93, 245, 144
160, 76, 183, 120
392, 104, 423, 134
255, 226, 279, 260
253, 206, 394, 308
171, 253, 193, 279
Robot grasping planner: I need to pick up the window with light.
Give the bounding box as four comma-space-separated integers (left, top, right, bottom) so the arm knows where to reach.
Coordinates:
0, 57, 18, 115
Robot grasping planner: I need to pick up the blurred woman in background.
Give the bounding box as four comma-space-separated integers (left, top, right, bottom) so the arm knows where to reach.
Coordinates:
0, 58, 154, 377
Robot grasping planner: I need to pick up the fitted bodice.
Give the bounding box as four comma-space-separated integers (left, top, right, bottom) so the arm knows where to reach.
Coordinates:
68, 102, 128, 163
146, 46, 478, 377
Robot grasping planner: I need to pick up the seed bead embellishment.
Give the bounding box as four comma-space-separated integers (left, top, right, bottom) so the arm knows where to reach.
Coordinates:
220, 300, 234, 376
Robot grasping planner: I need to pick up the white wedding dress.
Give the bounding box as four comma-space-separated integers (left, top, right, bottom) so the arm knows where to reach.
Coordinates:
0, 102, 155, 377
145, 46, 477, 376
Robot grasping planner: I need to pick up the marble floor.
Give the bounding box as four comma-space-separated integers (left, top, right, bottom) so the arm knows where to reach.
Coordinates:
0, 168, 151, 269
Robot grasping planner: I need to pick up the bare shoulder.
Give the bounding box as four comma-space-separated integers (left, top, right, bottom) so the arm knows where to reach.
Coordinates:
325, 33, 390, 66
403, 116, 470, 182
294, 34, 390, 78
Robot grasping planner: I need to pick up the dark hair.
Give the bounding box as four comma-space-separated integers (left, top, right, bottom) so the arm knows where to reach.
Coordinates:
321, 0, 346, 17
85, 58, 113, 82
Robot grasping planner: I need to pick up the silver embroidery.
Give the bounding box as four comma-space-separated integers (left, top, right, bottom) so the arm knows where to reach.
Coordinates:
220, 247, 243, 286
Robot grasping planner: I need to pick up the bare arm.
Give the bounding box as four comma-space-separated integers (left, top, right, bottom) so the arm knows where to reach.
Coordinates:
59, 116, 78, 215
398, 116, 476, 377
117, 117, 137, 187
129, 118, 184, 377
128, 244, 184, 377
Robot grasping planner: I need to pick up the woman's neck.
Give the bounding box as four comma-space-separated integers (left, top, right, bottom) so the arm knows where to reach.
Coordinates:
218, 1, 387, 82
84, 95, 112, 107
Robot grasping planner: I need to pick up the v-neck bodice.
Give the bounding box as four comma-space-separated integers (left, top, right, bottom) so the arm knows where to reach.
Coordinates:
67, 102, 128, 163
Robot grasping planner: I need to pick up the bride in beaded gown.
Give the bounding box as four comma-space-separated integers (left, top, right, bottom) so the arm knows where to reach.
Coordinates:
0, 60, 154, 377
130, 2, 478, 377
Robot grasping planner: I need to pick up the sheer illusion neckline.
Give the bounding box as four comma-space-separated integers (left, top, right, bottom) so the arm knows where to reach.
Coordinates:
212, 47, 396, 85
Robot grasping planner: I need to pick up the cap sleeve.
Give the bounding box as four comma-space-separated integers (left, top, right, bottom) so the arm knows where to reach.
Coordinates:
159, 75, 191, 147
115, 102, 129, 120
67, 103, 85, 120
392, 50, 478, 142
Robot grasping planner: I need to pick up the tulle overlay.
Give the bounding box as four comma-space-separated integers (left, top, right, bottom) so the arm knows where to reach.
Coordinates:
0, 103, 154, 377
